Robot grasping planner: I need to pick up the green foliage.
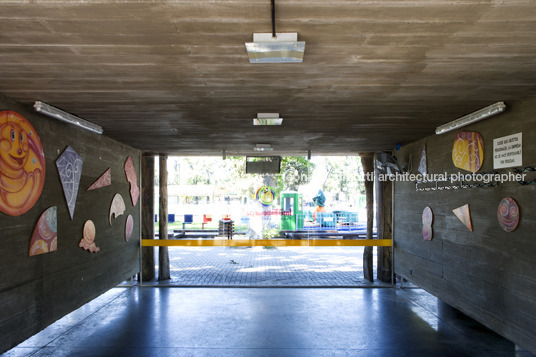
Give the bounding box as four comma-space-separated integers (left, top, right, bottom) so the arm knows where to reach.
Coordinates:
276, 156, 315, 193
262, 227, 281, 239
317, 156, 365, 198
157, 155, 364, 208
184, 158, 213, 185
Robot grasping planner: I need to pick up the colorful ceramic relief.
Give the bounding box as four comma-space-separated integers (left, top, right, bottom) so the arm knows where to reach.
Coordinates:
125, 214, 134, 241
56, 146, 83, 220
79, 220, 99, 253
418, 145, 427, 178
422, 206, 433, 241
256, 186, 276, 206
87, 168, 111, 191
109, 193, 126, 225
0, 110, 46, 216
497, 197, 520, 232
453, 204, 473, 232
452, 131, 484, 172
124, 156, 139, 206
29, 206, 57, 256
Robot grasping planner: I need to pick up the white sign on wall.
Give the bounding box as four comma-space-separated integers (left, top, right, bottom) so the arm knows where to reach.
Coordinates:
493, 132, 522, 169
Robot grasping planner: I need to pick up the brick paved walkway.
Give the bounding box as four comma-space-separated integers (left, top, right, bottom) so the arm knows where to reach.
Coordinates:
146, 247, 391, 287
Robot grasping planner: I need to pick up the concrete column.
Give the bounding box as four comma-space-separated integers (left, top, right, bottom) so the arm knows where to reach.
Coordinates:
360, 153, 374, 282
141, 153, 155, 281
375, 153, 393, 283
158, 154, 170, 281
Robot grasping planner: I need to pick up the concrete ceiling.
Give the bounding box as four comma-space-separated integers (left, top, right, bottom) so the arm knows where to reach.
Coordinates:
1, 1, 536, 156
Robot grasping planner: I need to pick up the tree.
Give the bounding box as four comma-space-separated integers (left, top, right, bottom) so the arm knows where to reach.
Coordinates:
184, 158, 213, 185
276, 157, 315, 193
320, 156, 365, 205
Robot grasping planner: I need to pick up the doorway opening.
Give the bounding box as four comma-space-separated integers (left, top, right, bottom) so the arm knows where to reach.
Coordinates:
146, 155, 386, 287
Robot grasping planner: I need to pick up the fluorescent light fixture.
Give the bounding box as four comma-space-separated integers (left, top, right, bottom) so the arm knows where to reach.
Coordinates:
253, 113, 283, 126
435, 101, 506, 135
34, 101, 103, 134
254, 144, 273, 152
245, 33, 305, 63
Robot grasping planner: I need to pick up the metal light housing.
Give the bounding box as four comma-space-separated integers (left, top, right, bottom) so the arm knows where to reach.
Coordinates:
435, 102, 506, 135
245, 33, 305, 64
253, 113, 283, 126
254, 144, 274, 152
34, 101, 103, 134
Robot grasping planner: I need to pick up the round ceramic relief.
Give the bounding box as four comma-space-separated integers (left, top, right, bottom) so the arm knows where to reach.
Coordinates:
497, 197, 520, 232
79, 220, 100, 253
0, 110, 46, 216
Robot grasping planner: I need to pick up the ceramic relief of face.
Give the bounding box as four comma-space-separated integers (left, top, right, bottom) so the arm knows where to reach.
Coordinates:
497, 197, 520, 232
0, 111, 46, 216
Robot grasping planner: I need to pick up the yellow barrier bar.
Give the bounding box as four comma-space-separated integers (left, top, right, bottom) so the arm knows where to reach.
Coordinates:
308, 239, 392, 247
141, 239, 392, 247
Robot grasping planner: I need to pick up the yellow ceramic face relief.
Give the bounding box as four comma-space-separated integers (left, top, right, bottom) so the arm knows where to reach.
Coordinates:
0, 111, 45, 216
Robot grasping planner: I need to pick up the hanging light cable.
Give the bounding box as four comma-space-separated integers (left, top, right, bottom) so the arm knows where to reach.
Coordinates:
271, 0, 276, 38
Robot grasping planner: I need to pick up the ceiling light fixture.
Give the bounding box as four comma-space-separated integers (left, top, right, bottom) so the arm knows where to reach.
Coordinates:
245, 0, 305, 63
253, 113, 283, 126
435, 101, 506, 135
34, 101, 103, 135
254, 144, 273, 152
246, 33, 305, 63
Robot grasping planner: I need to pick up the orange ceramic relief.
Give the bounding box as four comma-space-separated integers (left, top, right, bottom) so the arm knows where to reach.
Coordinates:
0, 111, 46, 216
453, 204, 473, 232
452, 131, 484, 173
79, 220, 100, 253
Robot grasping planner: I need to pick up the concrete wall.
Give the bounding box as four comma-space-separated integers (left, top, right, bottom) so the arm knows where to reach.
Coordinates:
0, 94, 141, 353
394, 97, 536, 353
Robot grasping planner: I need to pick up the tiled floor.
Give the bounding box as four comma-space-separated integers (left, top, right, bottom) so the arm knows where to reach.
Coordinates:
5, 287, 534, 357
146, 246, 390, 287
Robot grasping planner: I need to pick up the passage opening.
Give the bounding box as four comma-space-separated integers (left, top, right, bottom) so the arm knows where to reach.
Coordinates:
144, 156, 387, 287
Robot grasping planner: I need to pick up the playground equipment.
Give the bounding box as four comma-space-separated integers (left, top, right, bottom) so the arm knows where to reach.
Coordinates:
281, 191, 361, 232
280, 192, 304, 230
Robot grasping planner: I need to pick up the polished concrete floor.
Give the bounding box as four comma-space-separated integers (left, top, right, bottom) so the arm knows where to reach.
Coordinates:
5, 287, 534, 357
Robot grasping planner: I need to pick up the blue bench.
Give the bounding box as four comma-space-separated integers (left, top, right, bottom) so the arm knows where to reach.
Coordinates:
183, 214, 194, 229
154, 214, 176, 223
